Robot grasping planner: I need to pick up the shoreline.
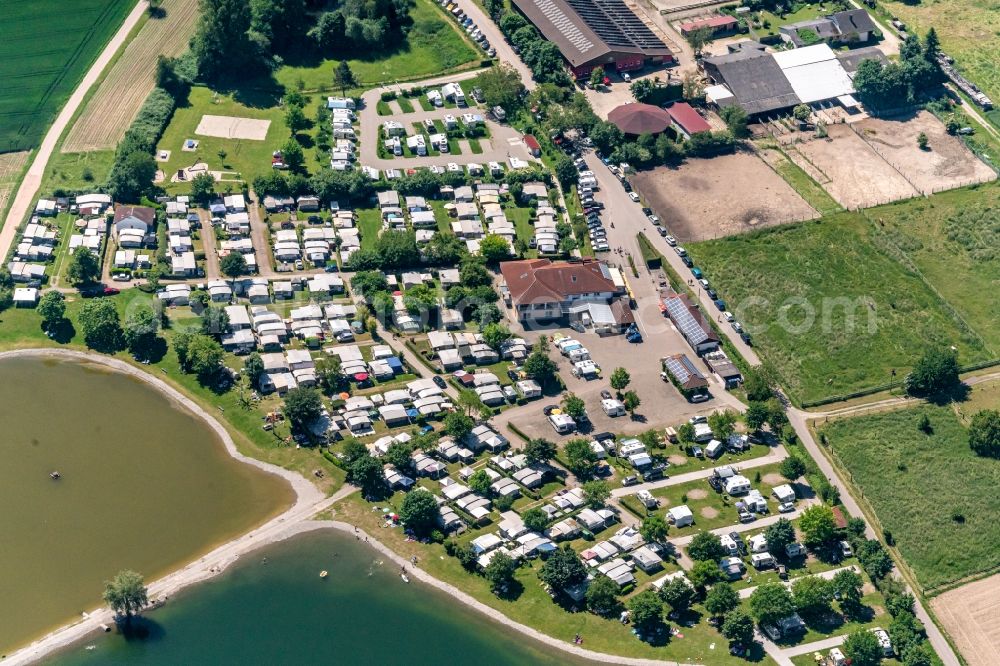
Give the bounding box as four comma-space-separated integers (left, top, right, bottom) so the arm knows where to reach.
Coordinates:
1, 348, 336, 666
3, 349, 694, 666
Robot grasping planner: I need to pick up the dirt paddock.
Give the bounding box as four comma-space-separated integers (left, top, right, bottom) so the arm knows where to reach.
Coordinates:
631, 152, 818, 242
856, 110, 996, 193
788, 124, 919, 209
931, 573, 1000, 666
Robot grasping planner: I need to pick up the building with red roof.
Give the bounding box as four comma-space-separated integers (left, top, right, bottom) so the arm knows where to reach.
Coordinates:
523, 134, 541, 157
607, 103, 672, 135
665, 102, 712, 138
500, 258, 629, 328
678, 15, 739, 36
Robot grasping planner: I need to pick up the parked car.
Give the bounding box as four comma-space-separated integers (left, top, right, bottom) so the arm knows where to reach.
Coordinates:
628, 192, 640, 202
622, 72, 631, 82
778, 501, 795, 513
682, 255, 693, 267
664, 235, 676, 246
621, 475, 639, 487
675, 246, 687, 257
432, 375, 447, 389
714, 299, 727, 311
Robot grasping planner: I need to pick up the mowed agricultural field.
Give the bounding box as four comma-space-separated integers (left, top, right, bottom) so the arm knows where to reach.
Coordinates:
818, 378, 1000, 592
687, 211, 989, 404
275, 0, 481, 91
0, 0, 135, 152
62, 0, 199, 153
0, 151, 30, 220
881, 0, 1000, 124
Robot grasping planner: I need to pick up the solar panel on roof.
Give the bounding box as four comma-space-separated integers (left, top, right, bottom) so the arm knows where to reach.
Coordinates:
665, 297, 710, 346
535, 0, 595, 53
664, 356, 697, 384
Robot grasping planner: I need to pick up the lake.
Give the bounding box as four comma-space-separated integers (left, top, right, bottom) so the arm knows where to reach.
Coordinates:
54, 529, 592, 665
0, 355, 293, 654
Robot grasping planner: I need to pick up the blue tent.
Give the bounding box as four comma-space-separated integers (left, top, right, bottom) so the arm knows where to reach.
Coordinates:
386, 357, 404, 373
406, 408, 420, 419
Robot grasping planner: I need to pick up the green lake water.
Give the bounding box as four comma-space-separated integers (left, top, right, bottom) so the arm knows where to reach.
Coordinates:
0, 356, 294, 655
55, 530, 591, 665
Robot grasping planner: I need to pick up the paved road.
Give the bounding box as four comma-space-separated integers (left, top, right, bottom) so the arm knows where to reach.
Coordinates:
669, 498, 820, 548
610, 444, 787, 498
0, 0, 148, 259
781, 635, 847, 659
738, 565, 860, 599
452, 0, 536, 89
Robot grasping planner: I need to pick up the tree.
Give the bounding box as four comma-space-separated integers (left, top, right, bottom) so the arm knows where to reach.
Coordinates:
107, 150, 156, 202
799, 504, 836, 547
923, 27, 940, 61
780, 456, 807, 481
705, 582, 740, 618
659, 577, 695, 613
348, 453, 388, 498
682, 71, 705, 102
685, 26, 714, 53
457, 389, 491, 420
628, 590, 664, 632
469, 469, 492, 495
281, 138, 304, 172
721, 609, 756, 646
677, 422, 695, 445
103, 570, 149, 626
586, 575, 621, 616
857, 539, 894, 581
244, 352, 265, 387
190, 172, 216, 204
622, 390, 641, 415
553, 156, 578, 188
902, 643, 934, 666
610, 367, 631, 393
185, 334, 224, 379
285, 103, 308, 136
792, 104, 812, 122
123, 305, 160, 358
748, 582, 795, 626
478, 234, 511, 264
351, 271, 389, 299
481, 323, 512, 352
68, 247, 101, 285
719, 105, 750, 139
219, 252, 248, 282
688, 531, 724, 562
283, 386, 323, 430
523, 346, 557, 387
538, 545, 587, 591
37, 291, 66, 328
630, 78, 655, 103
561, 392, 587, 420
917, 131, 929, 150
589, 66, 605, 89
79, 299, 124, 352
525, 438, 557, 464
582, 480, 611, 509
400, 490, 439, 536
523, 507, 548, 532
334, 60, 358, 96
708, 410, 738, 440
383, 441, 414, 472
744, 401, 769, 432
689, 559, 723, 588
191, 0, 261, 81
443, 411, 474, 440
906, 346, 960, 396
792, 576, 834, 617
968, 409, 1000, 457
843, 629, 883, 666
564, 438, 598, 479
640, 515, 668, 544
831, 568, 865, 615
753, 514, 790, 553
484, 551, 517, 594
477, 63, 523, 110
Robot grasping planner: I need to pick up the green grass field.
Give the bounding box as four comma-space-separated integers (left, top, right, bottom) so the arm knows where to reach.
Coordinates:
819, 381, 1000, 592
881, 0, 1000, 121
0, 0, 134, 152
275, 0, 481, 91
689, 211, 988, 404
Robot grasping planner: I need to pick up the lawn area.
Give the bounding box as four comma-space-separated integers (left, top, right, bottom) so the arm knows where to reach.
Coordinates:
505, 203, 537, 257
155, 86, 323, 195
356, 207, 383, 250
0, 0, 135, 151
0, 291, 346, 494
40, 150, 115, 193
275, 0, 481, 91
818, 381, 1000, 592
865, 182, 1000, 353
762, 146, 843, 216
333, 492, 772, 665
687, 212, 988, 405
881, 0, 1000, 121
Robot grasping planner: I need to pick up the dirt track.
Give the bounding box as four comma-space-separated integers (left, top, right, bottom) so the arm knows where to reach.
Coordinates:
61, 0, 199, 153
931, 573, 1000, 666
631, 152, 817, 242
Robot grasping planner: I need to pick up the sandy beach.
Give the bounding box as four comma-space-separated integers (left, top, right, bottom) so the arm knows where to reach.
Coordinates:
2, 349, 694, 666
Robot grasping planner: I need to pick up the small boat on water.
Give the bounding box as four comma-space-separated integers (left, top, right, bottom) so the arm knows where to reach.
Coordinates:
400, 573, 410, 583
50, 471, 61, 480
319, 570, 328, 579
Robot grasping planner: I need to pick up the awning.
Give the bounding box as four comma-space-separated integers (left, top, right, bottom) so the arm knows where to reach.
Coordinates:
837, 94, 860, 108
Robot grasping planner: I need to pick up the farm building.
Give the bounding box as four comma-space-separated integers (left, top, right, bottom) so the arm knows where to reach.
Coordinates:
779, 9, 876, 47
661, 291, 719, 354
510, 0, 674, 77
662, 353, 709, 393
665, 102, 711, 138
607, 103, 672, 136
678, 15, 738, 36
